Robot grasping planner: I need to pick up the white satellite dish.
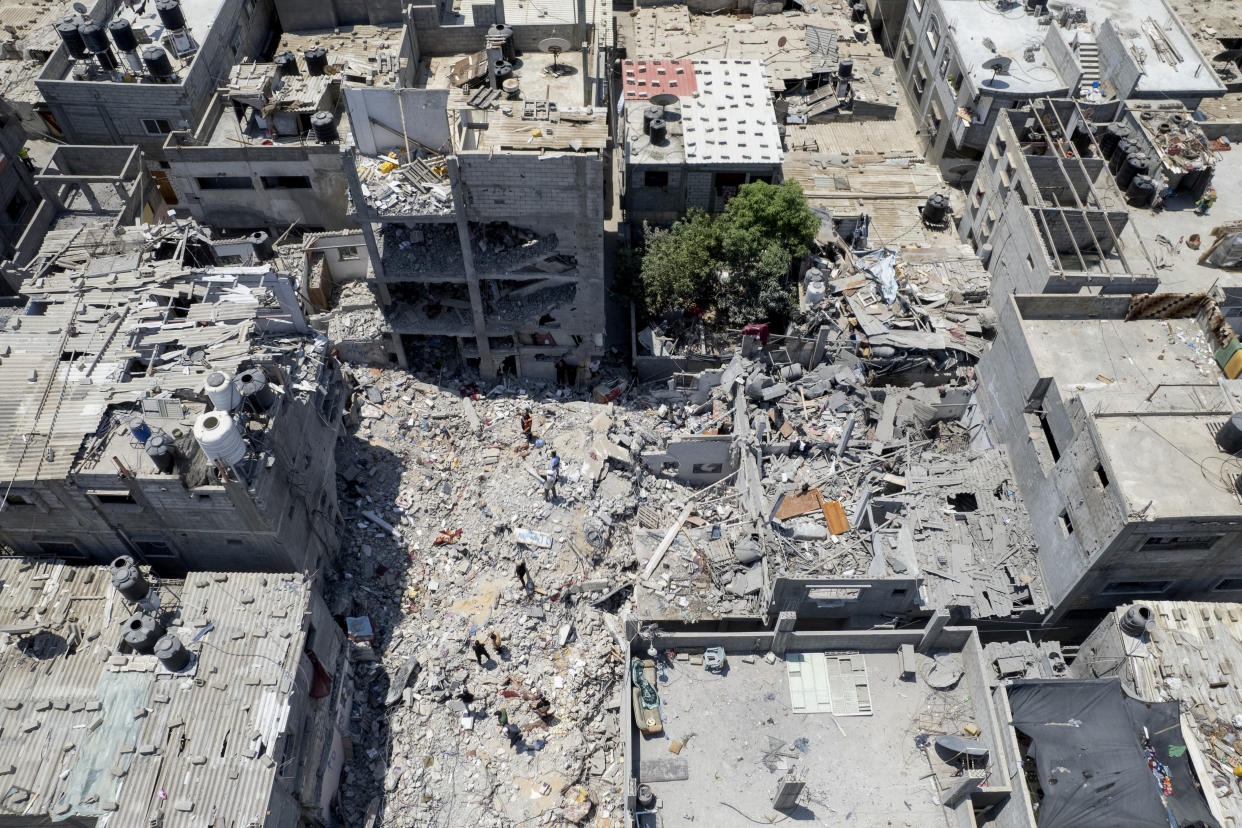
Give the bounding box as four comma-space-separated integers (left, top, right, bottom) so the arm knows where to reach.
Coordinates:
539, 36, 572, 75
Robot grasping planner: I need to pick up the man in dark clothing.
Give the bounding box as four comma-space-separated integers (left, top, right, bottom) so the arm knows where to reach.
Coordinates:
521, 408, 534, 442
472, 640, 489, 664
516, 560, 530, 589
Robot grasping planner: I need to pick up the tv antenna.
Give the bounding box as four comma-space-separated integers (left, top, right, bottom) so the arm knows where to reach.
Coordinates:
539, 36, 572, 75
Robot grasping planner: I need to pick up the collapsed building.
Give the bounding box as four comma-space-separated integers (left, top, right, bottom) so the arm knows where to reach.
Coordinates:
0, 556, 350, 827
343, 0, 610, 377
0, 223, 344, 575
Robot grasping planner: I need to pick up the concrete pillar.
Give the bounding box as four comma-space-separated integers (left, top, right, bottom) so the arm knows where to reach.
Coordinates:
771, 611, 797, 656
447, 156, 494, 375
81, 183, 101, 212
942, 773, 983, 807
810, 325, 830, 368
918, 608, 950, 653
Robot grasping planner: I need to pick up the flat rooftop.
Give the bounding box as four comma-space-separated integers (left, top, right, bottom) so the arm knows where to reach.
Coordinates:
51, 0, 226, 82
936, 0, 1071, 96
1089, 0, 1226, 96
0, 558, 316, 826
624, 59, 781, 166
632, 633, 999, 826
1014, 294, 1242, 519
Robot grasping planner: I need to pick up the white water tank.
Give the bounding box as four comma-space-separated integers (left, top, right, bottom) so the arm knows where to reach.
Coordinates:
204, 371, 240, 412
193, 411, 246, 465
806, 279, 826, 306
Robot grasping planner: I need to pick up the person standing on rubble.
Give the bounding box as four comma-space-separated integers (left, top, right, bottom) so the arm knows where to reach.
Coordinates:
516, 560, 532, 590
520, 408, 534, 442
472, 639, 489, 665
489, 630, 503, 656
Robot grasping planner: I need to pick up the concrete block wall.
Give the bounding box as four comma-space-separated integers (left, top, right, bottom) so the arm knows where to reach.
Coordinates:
274, 0, 402, 30
36, 0, 274, 155
1096, 21, 1141, 101
407, 0, 589, 59
162, 144, 351, 232
0, 107, 39, 261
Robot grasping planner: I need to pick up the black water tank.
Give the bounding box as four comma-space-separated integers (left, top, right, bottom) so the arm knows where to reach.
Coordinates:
110, 555, 150, 602
155, 0, 187, 31
57, 20, 89, 59
142, 44, 174, 80
838, 59, 854, 79
78, 21, 109, 54
1119, 604, 1153, 637
1126, 174, 1156, 206
1099, 122, 1130, 159
311, 110, 338, 143
1117, 152, 1147, 189
489, 23, 515, 59
643, 105, 663, 135
649, 118, 667, 143
273, 50, 298, 77
304, 46, 328, 76
108, 18, 138, 53
922, 193, 949, 224
155, 633, 192, 671
493, 58, 513, 83
1109, 138, 1136, 173
122, 612, 166, 654
145, 432, 176, 474
851, 2, 865, 21
1217, 411, 1242, 454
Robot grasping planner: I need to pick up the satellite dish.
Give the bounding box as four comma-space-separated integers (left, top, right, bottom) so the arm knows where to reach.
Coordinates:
539, 36, 573, 75
72, 2, 88, 12
982, 56, 1012, 75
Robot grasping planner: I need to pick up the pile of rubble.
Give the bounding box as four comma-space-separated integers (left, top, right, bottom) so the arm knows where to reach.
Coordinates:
356, 151, 454, 216
327, 366, 708, 826
312, 280, 393, 366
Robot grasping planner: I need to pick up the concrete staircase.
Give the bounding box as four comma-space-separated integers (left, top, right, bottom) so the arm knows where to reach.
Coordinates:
1076, 40, 1100, 96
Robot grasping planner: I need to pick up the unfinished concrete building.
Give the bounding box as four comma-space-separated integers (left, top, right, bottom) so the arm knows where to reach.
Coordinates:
892, 0, 1225, 171
977, 292, 1242, 623
161, 25, 413, 233
4, 144, 150, 274
0, 226, 344, 575
0, 98, 39, 263
343, 0, 610, 377
958, 99, 1160, 324
0, 557, 350, 827
620, 59, 782, 226
35, 0, 273, 155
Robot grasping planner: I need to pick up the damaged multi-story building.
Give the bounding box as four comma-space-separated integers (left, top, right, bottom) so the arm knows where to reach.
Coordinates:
0, 224, 344, 575
0, 556, 351, 826
978, 292, 1242, 623
161, 23, 414, 232
890, 0, 1226, 173
344, 0, 611, 377
0, 98, 39, 262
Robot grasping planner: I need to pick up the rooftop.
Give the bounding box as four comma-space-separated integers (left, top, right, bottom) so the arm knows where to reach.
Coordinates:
630, 627, 1002, 826
624, 59, 781, 167
1012, 293, 1242, 519
50, 0, 226, 83
0, 224, 334, 485
0, 558, 323, 826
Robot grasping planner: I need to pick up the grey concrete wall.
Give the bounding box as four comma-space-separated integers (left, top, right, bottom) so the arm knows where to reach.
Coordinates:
0, 106, 40, 261
640, 436, 736, 483
163, 142, 351, 232
767, 576, 921, 621
274, 0, 403, 29
37, 0, 273, 155
345, 88, 452, 156
1096, 21, 1140, 101
408, 0, 589, 58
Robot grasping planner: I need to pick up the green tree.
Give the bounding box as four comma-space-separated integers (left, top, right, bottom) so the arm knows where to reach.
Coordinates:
640, 210, 721, 315
719, 180, 819, 267
717, 241, 797, 326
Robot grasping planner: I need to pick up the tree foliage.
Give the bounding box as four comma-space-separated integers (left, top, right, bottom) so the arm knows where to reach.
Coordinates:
639, 180, 818, 328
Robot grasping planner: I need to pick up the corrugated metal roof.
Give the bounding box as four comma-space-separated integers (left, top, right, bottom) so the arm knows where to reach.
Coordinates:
0, 559, 320, 826
0, 224, 320, 486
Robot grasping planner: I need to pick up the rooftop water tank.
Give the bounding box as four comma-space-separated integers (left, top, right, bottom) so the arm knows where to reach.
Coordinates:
155, 0, 187, 32
304, 46, 328, 76
142, 44, 174, 80
122, 612, 166, 654
108, 18, 138, 53
110, 555, 150, 602
193, 411, 246, 466
204, 370, 240, 411
155, 633, 192, 671
145, 432, 177, 474
56, 20, 89, 60
311, 110, 338, 144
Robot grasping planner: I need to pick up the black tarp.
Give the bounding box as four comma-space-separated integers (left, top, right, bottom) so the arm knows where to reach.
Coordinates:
1006, 679, 1218, 828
